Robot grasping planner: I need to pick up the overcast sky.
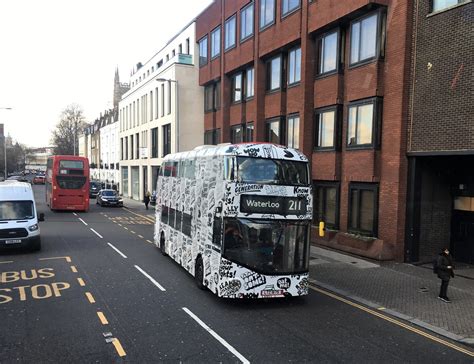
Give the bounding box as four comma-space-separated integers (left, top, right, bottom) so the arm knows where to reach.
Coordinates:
0, 0, 212, 148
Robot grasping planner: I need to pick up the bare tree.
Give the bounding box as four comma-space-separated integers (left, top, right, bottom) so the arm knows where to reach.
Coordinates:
51, 104, 87, 155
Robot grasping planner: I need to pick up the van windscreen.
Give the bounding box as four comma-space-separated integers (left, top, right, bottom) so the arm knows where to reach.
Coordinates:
0, 201, 34, 220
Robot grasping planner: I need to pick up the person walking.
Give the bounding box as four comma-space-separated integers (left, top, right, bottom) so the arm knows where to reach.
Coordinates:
436, 247, 455, 303
144, 191, 151, 210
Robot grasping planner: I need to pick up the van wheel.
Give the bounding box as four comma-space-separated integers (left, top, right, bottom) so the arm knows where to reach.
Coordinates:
159, 234, 167, 256
195, 257, 205, 290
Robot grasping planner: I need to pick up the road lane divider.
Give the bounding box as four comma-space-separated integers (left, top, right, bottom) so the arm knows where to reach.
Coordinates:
97, 311, 109, 325
122, 207, 155, 223
138, 234, 144, 239
130, 230, 136, 235
182, 307, 250, 364
77, 278, 85, 287
78, 218, 88, 226
70, 266, 78, 273
308, 283, 474, 357
107, 243, 128, 259
0, 261, 14, 264
72, 212, 77, 216
112, 338, 126, 357
90, 228, 103, 239
134, 265, 166, 291
85, 292, 96, 304
146, 240, 153, 245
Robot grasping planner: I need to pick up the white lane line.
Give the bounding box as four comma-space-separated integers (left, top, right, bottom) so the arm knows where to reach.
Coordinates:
78, 218, 88, 226
182, 307, 249, 364
90, 228, 103, 239
134, 265, 166, 291
73, 212, 77, 216
107, 243, 127, 259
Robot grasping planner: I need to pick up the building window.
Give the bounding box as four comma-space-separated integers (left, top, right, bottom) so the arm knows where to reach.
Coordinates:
186, 38, 190, 54
232, 73, 242, 103
129, 136, 133, 159
199, 36, 208, 66
266, 117, 282, 144
313, 182, 339, 229
282, 0, 300, 17
150, 91, 153, 121
240, 2, 254, 41
225, 15, 236, 50
245, 67, 254, 98
166, 55, 169, 62
162, 124, 171, 157
432, 0, 469, 11
155, 87, 159, 119
314, 106, 341, 150
204, 82, 220, 112
350, 12, 384, 66
347, 98, 382, 148
161, 84, 165, 117
178, 44, 182, 54
260, 0, 275, 30
266, 56, 281, 91
287, 114, 300, 149
168, 80, 172, 115
288, 47, 301, 85
348, 183, 378, 237
151, 127, 158, 158
211, 26, 221, 59
172, 49, 175, 57
135, 133, 140, 159
204, 129, 220, 145
318, 30, 339, 75
231, 125, 243, 143
245, 122, 254, 142
214, 81, 221, 109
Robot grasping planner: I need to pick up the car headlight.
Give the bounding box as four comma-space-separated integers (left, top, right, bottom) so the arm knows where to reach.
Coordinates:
28, 224, 39, 232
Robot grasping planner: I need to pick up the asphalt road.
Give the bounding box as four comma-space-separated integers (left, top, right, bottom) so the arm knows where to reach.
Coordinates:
0, 184, 473, 363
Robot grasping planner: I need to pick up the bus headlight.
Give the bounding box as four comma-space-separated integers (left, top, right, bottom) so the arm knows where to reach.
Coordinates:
28, 224, 39, 232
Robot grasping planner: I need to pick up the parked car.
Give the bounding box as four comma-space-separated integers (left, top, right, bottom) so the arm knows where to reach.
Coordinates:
96, 189, 123, 207
89, 181, 101, 198
32, 175, 45, 184
7, 175, 29, 183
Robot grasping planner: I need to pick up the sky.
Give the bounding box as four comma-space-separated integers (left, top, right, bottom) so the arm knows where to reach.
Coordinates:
0, 0, 212, 148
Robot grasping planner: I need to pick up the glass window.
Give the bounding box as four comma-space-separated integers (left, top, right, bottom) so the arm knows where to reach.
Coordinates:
56, 176, 87, 190
151, 127, 158, 158
433, 0, 466, 11
245, 67, 254, 98
349, 183, 378, 236
204, 84, 214, 112
319, 31, 338, 74
59, 160, 84, 169
315, 109, 336, 148
287, 114, 300, 149
347, 102, 375, 146
350, 13, 378, 65
225, 15, 236, 50
214, 81, 221, 109
245, 122, 254, 142
260, 0, 275, 29
162, 124, 171, 157
241, 2, 254, 41
199, 37, 208, 66
232, 73, 242, 102
313, 183, 338, 228
211, 26, 221, 58
266, 118, 281, 144
288, 47, 301, 85
0, 201, 34, 220
267, 56, 281, 91
204, 129, 220, 145
223, 218, 310, 274
231, 125, 243, 143
282, 0, 300, 16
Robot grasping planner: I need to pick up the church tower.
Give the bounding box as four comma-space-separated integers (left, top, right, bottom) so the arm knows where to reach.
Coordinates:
113, 67, 130, 109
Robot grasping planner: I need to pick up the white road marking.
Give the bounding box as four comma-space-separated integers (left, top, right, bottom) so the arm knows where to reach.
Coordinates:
90, 228, 103, 239
78, 218, 88, 226
182, 307, 249, 364
107, 243, 127, 259
134, 265, 166, 291
73, 212, 77, 216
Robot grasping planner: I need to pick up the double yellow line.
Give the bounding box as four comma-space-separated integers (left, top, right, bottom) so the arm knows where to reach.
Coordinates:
122, 207, 155, 224
309, 284, 474, 357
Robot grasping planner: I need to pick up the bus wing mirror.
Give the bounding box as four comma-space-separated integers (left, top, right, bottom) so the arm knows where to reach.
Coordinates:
38, 213, 45, 222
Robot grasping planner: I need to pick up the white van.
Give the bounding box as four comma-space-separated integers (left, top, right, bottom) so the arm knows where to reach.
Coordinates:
0, 181, 44, 251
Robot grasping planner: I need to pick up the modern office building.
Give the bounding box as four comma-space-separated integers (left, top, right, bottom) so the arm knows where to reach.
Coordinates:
406, 0, 473, 263
196, 0, 413, 261
118, 21, 204, 201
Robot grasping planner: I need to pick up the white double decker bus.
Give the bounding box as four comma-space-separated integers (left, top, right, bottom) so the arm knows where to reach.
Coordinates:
154, 143, 312, 298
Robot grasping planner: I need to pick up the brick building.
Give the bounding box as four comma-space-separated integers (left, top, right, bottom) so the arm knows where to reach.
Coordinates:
406, 0, 473, 263
196, 0, 413, 261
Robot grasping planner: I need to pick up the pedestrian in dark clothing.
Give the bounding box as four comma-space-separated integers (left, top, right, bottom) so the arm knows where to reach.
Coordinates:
436, 247, 455, 303
144, 191, 151, 210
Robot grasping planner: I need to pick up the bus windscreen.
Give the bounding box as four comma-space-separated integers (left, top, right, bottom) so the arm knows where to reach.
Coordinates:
59, 160, 84, 169
236, 157, 308, 185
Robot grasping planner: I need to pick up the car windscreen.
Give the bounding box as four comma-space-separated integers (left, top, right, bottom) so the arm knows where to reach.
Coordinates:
102, 191, 116, 196
0, 201, 35, 220
55, 176, 86, 189
236, 157, 309, 186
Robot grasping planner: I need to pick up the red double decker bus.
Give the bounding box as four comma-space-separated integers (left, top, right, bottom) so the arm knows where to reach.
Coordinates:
46, 156, 90, 212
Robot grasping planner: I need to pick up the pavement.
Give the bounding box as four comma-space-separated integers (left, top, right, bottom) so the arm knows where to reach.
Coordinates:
309, 245, 474, 346
121, 196, 474, 347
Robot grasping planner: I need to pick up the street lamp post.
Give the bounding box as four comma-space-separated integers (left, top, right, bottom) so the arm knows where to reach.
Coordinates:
0, 107, 12, 179
156, 78, 179, 154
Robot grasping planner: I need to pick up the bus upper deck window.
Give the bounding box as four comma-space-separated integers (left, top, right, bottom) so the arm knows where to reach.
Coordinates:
224, 157, 236, 181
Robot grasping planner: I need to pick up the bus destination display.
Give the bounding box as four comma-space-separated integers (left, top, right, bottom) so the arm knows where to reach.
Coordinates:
240, 195, 307, 215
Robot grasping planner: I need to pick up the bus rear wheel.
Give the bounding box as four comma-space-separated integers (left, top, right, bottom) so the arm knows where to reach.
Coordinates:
195, 257, 205, 290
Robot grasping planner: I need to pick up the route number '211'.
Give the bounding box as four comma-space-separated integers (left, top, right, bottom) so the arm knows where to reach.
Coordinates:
288, 199, 303, 212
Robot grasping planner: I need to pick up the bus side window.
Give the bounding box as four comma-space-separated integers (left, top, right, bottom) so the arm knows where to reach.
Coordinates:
161, 205, 169, 224
178, 160, 185, 178
213, 217, 222, 246
171, 161, 178, 177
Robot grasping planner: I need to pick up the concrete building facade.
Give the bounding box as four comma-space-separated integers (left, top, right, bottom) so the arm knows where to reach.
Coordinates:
196, 0, 413, 261
118, 21, 204, 201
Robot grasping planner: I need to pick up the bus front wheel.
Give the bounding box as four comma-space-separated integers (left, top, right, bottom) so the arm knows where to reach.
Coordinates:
159, 233, 167, 256
195, 257, 205, 290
